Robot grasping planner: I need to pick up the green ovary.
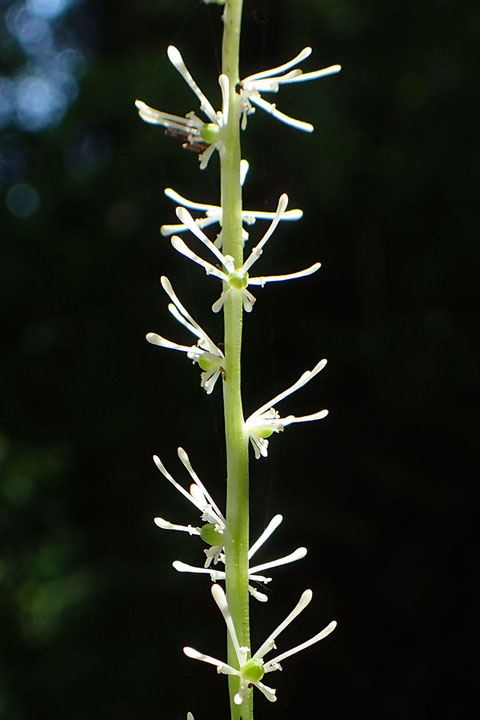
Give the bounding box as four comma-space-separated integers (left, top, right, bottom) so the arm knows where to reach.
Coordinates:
257, 426, 273, 439
200, 523, 224, 546
200, 123, 220, 145
240, 659, 265, 684
228, 271, 249, 290
198, 355, 215, 372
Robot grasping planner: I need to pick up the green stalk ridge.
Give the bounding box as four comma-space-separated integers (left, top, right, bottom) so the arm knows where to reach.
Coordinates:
220, 2, 251, 719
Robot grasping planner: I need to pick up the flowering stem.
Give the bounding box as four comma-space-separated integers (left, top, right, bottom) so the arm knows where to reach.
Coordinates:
220, 1, 251, 719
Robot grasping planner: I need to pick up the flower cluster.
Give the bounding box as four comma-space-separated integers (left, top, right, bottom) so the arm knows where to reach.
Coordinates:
136, 46, 228, 169
238, 47, 341, 132
136, 16, 341, 717
246, 359, 329, 459
136, 45, 341, 164
184, 584, 336, 705
160, 160, 303, 246
170, 193, 320, 313
153, 448, 307, 602
146, 276, 224, 394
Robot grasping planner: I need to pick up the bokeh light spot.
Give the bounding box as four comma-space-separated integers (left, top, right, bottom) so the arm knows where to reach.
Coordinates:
6, 182, 40, 218
26, 0, 72, 21
5, 1, 87, 133
7, 6, 53, 56
15, 74, 68, 131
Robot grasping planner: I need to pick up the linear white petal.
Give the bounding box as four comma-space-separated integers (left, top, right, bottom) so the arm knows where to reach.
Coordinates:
242, 47, 312, 83
248, 514, 283, 559
248, 262, 321, 286
252, 589, 313, 661
249, 547, 307, 574
264, 620, 337, 670
248, 359, 327, 420
167, 46, 217, 123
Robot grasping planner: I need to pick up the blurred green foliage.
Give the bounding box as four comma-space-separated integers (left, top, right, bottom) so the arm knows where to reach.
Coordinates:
1, 0, 477, 718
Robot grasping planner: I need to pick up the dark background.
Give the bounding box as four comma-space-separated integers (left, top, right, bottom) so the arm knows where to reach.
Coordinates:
1, 1, 478, 718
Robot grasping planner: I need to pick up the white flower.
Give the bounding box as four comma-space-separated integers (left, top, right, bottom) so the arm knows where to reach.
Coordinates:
146, 276, 224, 394
135, 46, 229, 169
153, 452, 307, 601
246, 360, 329, 459
184, 584, 336, 705
170, 193, 320, 313
173, 517, 307, 603
160, 160, 303, 246
153, 447, 226, 566
238, 47, 341, 132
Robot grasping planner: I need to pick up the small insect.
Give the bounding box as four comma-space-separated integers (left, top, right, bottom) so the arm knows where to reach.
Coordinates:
164, 128, 209, 155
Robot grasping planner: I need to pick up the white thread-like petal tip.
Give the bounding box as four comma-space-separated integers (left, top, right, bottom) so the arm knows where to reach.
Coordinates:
211, 582, 227, 606
183, 646, 200, 659
240, 159, 249, 184
160, 275, 172, 293
167, 45, 182, 66
294, 547, 308, 560
177, 447, 189, 464
173, 560, 190, 572
300, 588, 313, 606
313, 409, 329, 420
153, 455, 166, 473
289, 209, 303, 220
154, 517, 170, 528
176, 206, 189, 222
314, 358, 327, 373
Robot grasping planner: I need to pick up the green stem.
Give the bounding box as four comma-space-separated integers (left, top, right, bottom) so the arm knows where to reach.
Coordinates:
220, 2, 251, 720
